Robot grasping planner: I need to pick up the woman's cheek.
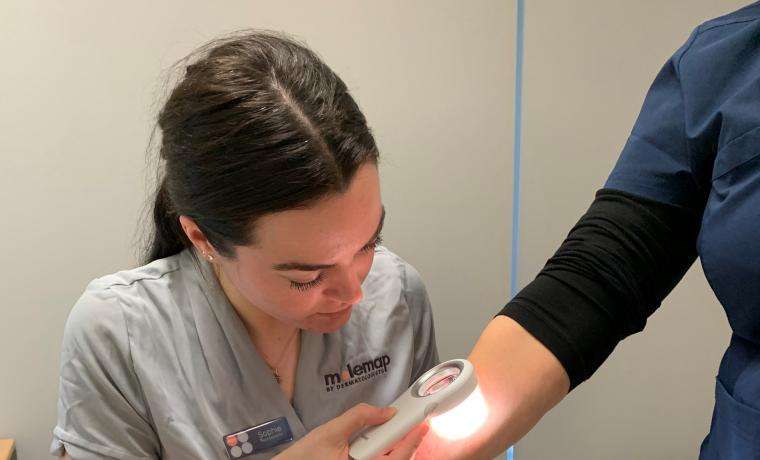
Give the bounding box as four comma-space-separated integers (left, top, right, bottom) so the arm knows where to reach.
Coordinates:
283, 286, 321, 317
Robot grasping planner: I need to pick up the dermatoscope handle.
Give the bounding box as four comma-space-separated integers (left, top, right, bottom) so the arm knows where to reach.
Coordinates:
348, 392, 434, 460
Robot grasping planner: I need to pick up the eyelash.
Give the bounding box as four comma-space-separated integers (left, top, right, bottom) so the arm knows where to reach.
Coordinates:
289, 234, 383, 292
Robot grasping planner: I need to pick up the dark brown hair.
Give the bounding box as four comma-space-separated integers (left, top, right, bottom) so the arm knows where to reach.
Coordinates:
144, 31, 378, 263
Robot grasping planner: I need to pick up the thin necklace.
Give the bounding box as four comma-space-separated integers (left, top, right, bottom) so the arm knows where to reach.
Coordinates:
209, 261, 300, 384
262, 328, 300, 384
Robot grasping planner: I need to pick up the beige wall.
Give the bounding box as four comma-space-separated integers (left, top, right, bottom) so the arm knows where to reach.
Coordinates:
516, 1, 747, 458
0, 1, 513, 459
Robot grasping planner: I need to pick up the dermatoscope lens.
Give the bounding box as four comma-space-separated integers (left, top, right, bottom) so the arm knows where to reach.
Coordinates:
417, 366, 461, 397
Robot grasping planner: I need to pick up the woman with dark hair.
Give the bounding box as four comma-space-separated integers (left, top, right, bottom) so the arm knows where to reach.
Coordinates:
51, 31, 436, 459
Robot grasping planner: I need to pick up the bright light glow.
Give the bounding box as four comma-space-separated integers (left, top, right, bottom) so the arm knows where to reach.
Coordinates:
429, 386, 488, 440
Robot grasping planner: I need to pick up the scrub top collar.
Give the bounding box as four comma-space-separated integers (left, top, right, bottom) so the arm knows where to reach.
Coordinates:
180, 249, 313, 438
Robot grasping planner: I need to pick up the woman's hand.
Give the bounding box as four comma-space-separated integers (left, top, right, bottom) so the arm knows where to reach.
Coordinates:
274, 403, 429, 460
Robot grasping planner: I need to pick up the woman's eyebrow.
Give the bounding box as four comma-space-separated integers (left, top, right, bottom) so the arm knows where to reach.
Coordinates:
272, 207, 385, 272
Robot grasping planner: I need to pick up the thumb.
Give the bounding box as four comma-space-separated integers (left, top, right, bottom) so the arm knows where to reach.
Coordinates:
331, 403, 397, 439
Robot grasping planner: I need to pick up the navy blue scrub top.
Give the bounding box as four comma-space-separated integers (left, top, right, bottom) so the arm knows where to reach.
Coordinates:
605, 3, 760, 457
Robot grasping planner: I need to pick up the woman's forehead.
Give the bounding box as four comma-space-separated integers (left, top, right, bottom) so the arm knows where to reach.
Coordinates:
245, 164, 382, 261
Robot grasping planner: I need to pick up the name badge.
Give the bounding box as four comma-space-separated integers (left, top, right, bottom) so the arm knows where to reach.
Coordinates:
223, 417, 294, 459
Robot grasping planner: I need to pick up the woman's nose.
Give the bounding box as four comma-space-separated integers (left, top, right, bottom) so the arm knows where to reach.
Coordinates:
325, 267, 364, 305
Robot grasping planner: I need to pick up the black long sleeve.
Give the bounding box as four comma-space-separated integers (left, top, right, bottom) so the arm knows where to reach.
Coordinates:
498, 188, 703, 390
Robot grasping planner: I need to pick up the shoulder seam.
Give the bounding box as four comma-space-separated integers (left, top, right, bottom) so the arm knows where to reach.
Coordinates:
700, 16, 760, 34
99, 265, 182, 291
677, 17, 760, 70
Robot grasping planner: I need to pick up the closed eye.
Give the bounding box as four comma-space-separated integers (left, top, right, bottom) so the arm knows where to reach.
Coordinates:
290, 274, 325, 291
288, 234, 382, 292
360, 233, 383, 252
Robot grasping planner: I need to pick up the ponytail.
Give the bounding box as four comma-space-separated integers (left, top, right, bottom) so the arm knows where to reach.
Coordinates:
144, 178, 188, 264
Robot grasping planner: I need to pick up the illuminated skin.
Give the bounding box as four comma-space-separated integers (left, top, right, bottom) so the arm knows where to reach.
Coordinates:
429, 387, 488, 441
414, 316, 570, 459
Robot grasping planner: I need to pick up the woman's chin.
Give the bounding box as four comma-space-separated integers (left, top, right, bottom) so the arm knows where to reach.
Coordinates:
308, 306, 354, 333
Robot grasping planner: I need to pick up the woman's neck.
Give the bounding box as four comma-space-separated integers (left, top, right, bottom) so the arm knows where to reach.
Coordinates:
212, 260, 301, 401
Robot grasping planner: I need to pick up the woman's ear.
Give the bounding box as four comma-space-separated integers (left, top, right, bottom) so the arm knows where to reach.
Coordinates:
178, 215, 217, 260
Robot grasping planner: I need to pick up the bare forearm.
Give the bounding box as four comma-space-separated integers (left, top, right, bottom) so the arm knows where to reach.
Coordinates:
415, 316, 569, 459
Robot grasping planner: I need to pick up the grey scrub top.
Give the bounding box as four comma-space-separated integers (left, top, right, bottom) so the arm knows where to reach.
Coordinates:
50, 246, 439, 459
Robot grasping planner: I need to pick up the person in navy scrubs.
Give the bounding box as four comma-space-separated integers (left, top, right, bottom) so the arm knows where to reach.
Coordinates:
412, 2, 760, 459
